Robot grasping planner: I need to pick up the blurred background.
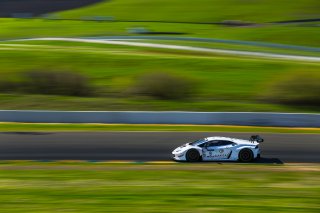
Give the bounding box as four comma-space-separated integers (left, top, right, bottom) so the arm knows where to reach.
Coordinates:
0, 0, 319, 112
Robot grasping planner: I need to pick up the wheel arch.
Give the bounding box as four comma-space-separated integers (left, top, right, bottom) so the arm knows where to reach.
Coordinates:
185, 148, 202, 162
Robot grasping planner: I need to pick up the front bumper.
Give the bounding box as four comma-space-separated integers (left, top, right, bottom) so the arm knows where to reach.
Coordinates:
172, 153, 186, 161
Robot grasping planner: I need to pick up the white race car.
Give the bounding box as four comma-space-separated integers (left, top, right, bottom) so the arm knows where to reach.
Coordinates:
172, 135, 263, 162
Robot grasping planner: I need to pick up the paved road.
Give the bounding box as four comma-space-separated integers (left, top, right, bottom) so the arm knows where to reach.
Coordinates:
15, 38, 320, 62
0, 132, 319, 163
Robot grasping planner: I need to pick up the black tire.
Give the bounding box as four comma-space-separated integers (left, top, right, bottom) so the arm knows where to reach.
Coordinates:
186, 149, 201, 162
238, 149, 254, 162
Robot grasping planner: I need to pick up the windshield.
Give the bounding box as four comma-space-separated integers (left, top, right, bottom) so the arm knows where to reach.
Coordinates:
190, 138, 206, 146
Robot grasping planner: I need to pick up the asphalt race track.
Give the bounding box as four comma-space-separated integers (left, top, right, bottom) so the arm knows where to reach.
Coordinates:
0, 132, 319, 163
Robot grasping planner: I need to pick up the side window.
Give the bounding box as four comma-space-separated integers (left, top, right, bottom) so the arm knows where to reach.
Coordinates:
200, 140, 234, 148
218, 140, 234, 146
207, 141, 220, 147
198, 142, 207, 147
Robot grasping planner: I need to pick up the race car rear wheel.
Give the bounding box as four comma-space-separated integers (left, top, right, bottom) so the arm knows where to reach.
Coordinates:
238, 149, 254, 162
186, 149, 200, 162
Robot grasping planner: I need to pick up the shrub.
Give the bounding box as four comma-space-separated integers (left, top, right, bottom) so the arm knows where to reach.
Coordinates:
0, 78, 19, 92
0, 70, 94, 97
131, 72, 195, 100
265, 72, 320, 106
22, 70, 94, 96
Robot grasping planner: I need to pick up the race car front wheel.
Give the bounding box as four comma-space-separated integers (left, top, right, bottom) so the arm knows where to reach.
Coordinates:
238, 149, 254, 162
186, 149, 200, 162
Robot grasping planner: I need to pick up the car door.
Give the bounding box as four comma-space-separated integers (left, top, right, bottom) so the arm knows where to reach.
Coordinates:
215, 141, 234, 160
201, 141, 222, 161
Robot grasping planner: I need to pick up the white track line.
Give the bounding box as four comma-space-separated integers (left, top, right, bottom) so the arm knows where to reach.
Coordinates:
13, 37, 320, 62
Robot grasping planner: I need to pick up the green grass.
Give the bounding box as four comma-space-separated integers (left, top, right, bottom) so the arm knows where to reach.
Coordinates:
1, 0, 320, 48
0, 162, 319, 212
58, 0, 320, 23
1, 123, 320, 133
0, 94, 311, 112
1, 19, 320, 47
0, 41, 319, 112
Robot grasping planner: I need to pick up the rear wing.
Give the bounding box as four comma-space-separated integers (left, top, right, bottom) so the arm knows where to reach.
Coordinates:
250, 135, 264, 143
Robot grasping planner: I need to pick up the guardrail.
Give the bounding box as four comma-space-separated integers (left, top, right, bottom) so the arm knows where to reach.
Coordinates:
0, 110, 319, 127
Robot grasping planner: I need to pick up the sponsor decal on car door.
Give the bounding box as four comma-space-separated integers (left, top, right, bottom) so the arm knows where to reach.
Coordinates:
202, 141, 232, 161
216, 145, 232, 159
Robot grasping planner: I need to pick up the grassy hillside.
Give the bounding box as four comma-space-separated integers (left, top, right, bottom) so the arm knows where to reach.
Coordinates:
0, 40, 319, 112
0, 1, 319, 112
1, 19, 320, 47
1, 1, 320, 46
59, 0, 320, 22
